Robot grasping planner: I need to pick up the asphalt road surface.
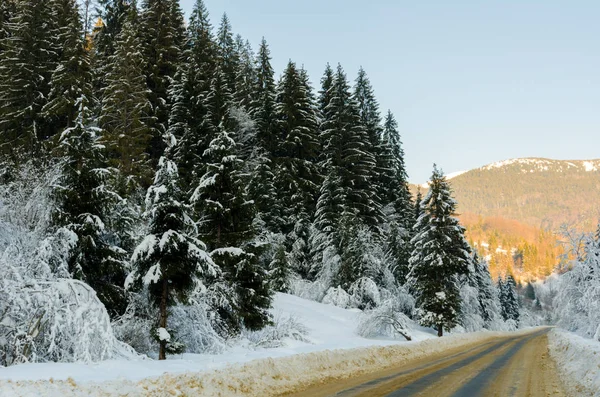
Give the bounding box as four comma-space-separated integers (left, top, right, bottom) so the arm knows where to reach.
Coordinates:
285, 329, 566, 397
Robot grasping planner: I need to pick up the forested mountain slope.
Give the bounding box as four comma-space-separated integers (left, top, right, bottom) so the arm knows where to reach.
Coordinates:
415, 158, 600, 231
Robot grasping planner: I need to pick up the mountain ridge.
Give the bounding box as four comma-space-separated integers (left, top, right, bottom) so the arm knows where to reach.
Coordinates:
412, 157, 600, 231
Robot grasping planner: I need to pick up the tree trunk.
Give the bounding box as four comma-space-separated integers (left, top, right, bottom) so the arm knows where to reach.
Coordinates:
437, 324, 443, 337
159, 278, 168, 360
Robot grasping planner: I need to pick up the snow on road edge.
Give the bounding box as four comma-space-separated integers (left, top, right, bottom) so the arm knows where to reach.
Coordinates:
548, 328, 600, 397
2, 328, 539, 397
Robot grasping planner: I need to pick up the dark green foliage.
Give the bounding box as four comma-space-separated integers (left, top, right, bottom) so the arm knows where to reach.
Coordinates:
408, 166, 472, 336
192, 124, 272, 333
275, 62, 321, 231
139, 0, 185, 162
130, 141, 218, 359
53, 98, 128, 318
500, 274, 520, 323
0, 0, 58, 161
43, 0, 93, 141
317, 64, 380, 231
216, 13, 238, 94
269, 245, 290, 293
524, 282, 536, 301
100, 14, 153, 185
247, 151, 281, 232
253, 38, 277, 155
171, 0, 217, 187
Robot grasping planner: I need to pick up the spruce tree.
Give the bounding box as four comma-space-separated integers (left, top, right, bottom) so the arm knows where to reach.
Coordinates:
247, 150, 281, 232
99, 13, 153, 185
275, 61, 321, 231
500, 274, 520, 324
233, 36, 256, 111
354, 68, 385, 211
318, 63, 334, 114
43, 0, 93, 140
253, 37, 277, 156
318, 64, 380, 230
130, 138, 218, 360
381, 111, 414, 285
408, 166, 472, 336
470, 252, 501, 327
216, 13, 238, 95
172, 0, 217, 187
0, 0, 58, 161
269, 245, 290, 293
139, 0, 185, 162
53, 96, 128, 317
191, 123, 272, 333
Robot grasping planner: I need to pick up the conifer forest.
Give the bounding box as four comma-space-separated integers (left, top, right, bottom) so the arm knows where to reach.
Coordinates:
0, 1, 598, 381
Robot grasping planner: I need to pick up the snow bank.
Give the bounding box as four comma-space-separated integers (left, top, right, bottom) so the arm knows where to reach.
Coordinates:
0, 293, 541, 396
0, 329, 537, 397
548, 328, 600, 397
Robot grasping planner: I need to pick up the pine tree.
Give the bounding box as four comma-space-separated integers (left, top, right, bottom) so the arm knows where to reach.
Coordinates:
53, 96, 128, 318
130, 138, 218, 360
139, 0, 185, 162
99, 13, 153, 185
0, 0, 58, 161
275, 61, 321, 231
43, 0, 93, 140
191, 123, 272, 333
408, 166, 472, 336
414, 189, 423, 221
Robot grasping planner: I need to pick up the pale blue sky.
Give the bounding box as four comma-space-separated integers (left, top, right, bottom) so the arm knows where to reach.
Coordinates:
180, 0, 600, 182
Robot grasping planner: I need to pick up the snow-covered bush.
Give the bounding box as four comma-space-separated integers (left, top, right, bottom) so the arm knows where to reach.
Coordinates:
0, 162, 136, 366
240, 314, 309, 349
349, 277, 381, 309
322, 286, 351, 309
554, 231, 600, 340
356, 298, 413, 341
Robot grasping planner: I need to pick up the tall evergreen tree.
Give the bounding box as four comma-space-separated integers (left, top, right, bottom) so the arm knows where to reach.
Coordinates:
318, 63, 334, 115
100, 13, 153, 185
191, 123, 272, 333
172, 0, 217, 187
130, 138, 218, 360
500, 274, 520, 323
43, 0, 93, 140
253, 37, 277, 155
318, 64, 380, 230
354, 68, 386, 211
275, 61, 321, 230
233, 36, 256, 111
139, 0, 185, 162
53, 96, 128, 317
0, 0, 58, 161
408, 166, 472, 336
216, 13, 238, 95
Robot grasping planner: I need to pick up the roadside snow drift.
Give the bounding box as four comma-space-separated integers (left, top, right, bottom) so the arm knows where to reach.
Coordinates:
0, 293, 536, 396
548, 329, 600, 397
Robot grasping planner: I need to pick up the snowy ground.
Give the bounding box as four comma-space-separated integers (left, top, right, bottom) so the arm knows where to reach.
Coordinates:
548, 328, 600, 397
0, 293, 532, 396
